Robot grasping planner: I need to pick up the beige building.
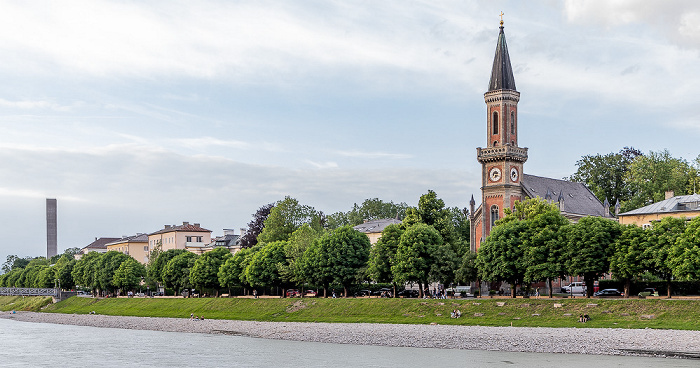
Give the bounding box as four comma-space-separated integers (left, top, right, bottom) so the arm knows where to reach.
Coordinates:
106, 234, 150, 264
353, 218, 401, 244
74, 237, 120, 260
148, 222, 212, 254
618, 192, 700, 228
188, 229, 242, 255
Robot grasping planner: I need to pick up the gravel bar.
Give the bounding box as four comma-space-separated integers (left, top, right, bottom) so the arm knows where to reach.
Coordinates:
2, 312, 699, 358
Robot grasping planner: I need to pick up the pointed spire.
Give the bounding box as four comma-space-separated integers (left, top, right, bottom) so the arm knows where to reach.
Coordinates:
558, 192, 564, 211
470, 195, 476, 206
614, 199, 621, 217
488, 23, 516, 92
545, 189, 552, 201
604, 197, 611, 217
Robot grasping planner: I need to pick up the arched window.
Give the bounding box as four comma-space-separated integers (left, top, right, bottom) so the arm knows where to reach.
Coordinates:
510, 112, 515, 135
492, 112, 499, 135
490, 205, 499, 228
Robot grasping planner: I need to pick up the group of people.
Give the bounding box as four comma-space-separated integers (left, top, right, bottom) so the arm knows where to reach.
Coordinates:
450, 309, 462, 319
578, 314, 590, 323
423, 288, 446, 299
190, 313, 205, 321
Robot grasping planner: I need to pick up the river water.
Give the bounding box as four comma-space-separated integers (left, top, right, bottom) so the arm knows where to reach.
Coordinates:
0, 318, 695, 367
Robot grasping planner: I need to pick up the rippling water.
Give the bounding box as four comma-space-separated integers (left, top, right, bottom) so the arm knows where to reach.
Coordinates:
0, 318, 695, 367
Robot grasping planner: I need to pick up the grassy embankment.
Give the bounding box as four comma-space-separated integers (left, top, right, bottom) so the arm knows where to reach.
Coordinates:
25, 296, 700, 330
0, 296, 54, 312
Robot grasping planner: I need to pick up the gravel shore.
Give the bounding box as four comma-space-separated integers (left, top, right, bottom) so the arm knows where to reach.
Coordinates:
2, 311, 699, 358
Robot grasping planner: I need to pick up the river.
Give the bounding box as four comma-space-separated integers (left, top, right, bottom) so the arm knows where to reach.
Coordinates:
0, 318, 696, 367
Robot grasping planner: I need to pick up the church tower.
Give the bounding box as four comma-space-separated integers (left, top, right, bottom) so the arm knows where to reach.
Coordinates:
470, 20, 528, 251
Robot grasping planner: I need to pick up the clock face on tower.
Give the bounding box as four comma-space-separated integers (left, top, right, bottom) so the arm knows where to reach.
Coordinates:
489, 167, 502, 182
510, 167, 519, 182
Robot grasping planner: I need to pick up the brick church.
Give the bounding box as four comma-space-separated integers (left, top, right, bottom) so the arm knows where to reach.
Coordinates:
469, 21, 614, 252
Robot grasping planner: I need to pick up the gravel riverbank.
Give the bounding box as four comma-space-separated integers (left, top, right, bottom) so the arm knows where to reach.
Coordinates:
2, 311, 699, 358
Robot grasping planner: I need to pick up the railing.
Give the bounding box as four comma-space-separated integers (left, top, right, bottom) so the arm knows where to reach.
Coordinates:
0, 287, 59, 297
477, 145, 528, 163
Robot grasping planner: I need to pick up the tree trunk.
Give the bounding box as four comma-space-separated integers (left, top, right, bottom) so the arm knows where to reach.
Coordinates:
510, 284, 516, 298
624, 279, 631, 298
323, 286, 327, 298
666, 278, 672, 299
343, 286, 348, 298
392, 283, 397, 298
548, 279, 553, 298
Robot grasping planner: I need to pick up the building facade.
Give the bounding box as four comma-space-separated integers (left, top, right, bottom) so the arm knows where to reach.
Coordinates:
618, 192, 700, 228
106, 234, 150, 264
148, 222, 212, 254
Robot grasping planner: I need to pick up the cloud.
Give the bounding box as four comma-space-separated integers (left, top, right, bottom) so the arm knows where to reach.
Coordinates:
305, 160, 339, 169
334, 150, 413, 159
0, 98, 81, 111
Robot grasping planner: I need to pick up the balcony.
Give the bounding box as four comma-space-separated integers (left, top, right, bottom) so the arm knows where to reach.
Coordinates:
477, 145, 528, 163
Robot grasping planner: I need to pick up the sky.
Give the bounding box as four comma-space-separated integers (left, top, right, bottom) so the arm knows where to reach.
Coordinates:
1, 0, 699, 265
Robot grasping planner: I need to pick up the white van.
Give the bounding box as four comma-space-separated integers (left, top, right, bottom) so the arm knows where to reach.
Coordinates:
561, 282, 585, 294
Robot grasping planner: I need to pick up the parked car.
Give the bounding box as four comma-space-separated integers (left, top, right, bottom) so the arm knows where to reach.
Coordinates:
286, 289, 300, 297
303, 290, 318, 297
594, 289, 623, 297
397, 289, 419, 298
561, 282, 586, 294
638, 288, 659, 297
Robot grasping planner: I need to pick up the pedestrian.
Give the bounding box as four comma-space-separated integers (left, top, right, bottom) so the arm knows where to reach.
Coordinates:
253, 289, 258, 299
190, 313, 194, 320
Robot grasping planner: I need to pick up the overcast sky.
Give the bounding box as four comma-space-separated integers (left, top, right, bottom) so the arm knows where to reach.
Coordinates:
1, 0, 699, 265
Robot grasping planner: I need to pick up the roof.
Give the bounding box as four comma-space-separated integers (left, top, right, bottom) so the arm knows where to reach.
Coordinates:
105, 234, 149, 246
212, 234, 240, 247
521, 174, 609, 217
488, 25, 516, 92
353, 218, 401, 234
82, 237, 120, 250
149, 222, 212, 236
619, 194, 700, 216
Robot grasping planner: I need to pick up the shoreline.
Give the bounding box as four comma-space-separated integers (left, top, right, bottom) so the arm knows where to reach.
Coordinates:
2, 311, 700, 359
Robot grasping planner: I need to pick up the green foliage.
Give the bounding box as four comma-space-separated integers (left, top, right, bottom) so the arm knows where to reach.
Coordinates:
96, 251, 132, 293
610, 225, 648, 295
279, 224, 322, 285
257, 197, 319, 243
71, 251, 103, 292
148, 249, 186, 285
644, 217, 687, 297
624, 149, 693, 212
244, 241, 287, 289
367, 224, 403, 284
189, 247, 231, 293
327, 198, 408, 228
54, 255, 76, 290
393, 223, 442, 289
302, 226, 371, 295
219, 246, 260, 289
455, 251, 478, 284
564, 217, 622, 296
476, 219, 527, 291
113, 258, 147, 292
568, 147, 641, 210
240, 203, 274, 248
669, 217, 700, 281
163, 252, 197, 294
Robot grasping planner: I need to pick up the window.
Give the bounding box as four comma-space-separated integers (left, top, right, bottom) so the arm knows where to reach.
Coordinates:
144, 246, 149, 252
492, 112, 499, 135
196, 236, 202, 242
510, 112, 515, 135
490, 205, 499, 228
186, 236, 192, 242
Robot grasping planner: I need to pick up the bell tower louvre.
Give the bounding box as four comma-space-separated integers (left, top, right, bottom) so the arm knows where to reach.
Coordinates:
470, 19, 528, 252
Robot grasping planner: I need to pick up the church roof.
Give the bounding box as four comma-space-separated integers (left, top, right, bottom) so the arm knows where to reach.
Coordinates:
488, 25, 517, 92
353, 218, 401, 234
521, 174, 609, 217
618, 194, 700, 216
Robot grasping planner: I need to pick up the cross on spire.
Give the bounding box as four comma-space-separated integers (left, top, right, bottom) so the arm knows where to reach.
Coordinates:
499, 11, 504, 26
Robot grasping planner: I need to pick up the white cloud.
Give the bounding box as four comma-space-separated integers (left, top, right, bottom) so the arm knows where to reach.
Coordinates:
305, 160, 339, 169
334, 150, 413, 159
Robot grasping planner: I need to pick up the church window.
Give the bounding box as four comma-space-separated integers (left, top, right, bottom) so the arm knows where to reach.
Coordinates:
490, 205, 499, 228
492, 112, 499, 135
510, 112, 515, 135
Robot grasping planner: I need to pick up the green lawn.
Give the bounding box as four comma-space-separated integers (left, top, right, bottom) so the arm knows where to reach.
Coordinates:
0, 296, 54, 312
30, 296, 700, 330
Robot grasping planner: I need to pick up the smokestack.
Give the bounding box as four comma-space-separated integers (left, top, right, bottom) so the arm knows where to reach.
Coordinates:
46, 198, 57, 258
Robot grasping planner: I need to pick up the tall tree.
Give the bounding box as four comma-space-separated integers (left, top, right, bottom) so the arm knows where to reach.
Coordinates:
624, 149, 692, 212
367, 224, 403, 295
669, 216, 700, 282
162, 251, 198, 296
244, 241, 287, 294
148, 249, 186, 285
218, 246, 260, 294
476, 219, 528, 297
610, 224, 648, 297
568, 147, 642, 207
278, 224, 322, 286
240, 203, 274, 248
113, 258, 147, 294
96, 251, 132, 294
564, 217, 622, 297
71, 251, 103, 294
644, 216, 686, 298
54, 254, 76, 290
393, 223, 442, 298
302, 226, 371, 297
189, 247, 232, 296
257, 197, 319, 243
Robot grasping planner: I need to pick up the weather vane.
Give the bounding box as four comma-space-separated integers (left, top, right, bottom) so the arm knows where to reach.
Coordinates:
500, 11, 504, 26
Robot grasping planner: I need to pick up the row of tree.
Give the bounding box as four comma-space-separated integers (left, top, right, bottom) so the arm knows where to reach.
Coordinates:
568, 147, 700, 213
477, 198, 700, 298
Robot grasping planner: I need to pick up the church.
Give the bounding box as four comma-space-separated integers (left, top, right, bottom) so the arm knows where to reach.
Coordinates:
469, 20, 614, 252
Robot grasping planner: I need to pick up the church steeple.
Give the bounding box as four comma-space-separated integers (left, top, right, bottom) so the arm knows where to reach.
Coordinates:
488, 23, 516, 92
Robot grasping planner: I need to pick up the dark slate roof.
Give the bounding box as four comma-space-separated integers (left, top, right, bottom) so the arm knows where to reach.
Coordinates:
213, 234, 240, 247
488, 26, 516, 92
353, 218, 401, 234
521, 174, 609, 217
82, 237, 120, 250
619, 194, 700, 216
105, 234, 149, 246
149, 222, 212, 236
